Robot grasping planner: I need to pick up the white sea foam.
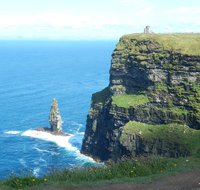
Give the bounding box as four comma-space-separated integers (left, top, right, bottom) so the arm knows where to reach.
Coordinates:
75, 152, 95, 162
70, 121, 83, 132
71, 121, 83, 128
33, 167, 40, 177
4, 130, 21, 135
22, 130, 76, 151
22, 130, 96, 163
76, 132, 84, 135
33, 146, 60, 156
39, 157, 47, 163
19, 158, 27, 167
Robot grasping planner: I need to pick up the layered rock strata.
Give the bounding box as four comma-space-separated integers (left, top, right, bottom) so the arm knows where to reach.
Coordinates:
81, 34, 200, 161
49, 98, 63, 133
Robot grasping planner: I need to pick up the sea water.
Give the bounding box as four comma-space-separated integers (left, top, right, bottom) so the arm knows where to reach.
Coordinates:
0, 40, 116, 179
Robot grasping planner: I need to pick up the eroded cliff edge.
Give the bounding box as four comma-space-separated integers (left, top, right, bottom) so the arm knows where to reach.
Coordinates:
81, 34, 200, 161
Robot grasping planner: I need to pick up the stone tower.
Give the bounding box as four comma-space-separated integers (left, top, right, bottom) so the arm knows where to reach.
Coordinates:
49, 98, 62, 133
144, 26, 151, 34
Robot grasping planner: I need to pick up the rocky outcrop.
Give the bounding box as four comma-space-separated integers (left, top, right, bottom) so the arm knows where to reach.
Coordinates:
49, 98, 62, 133
81, 34, 200, 161
37, 98, 68, 136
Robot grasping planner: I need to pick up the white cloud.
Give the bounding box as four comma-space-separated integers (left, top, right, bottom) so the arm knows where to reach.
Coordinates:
0, 1, 199, 39
0, 0, 157, 39
115, 0, 151, 7
0, 10, 140, 39
162, 6, 200, 32
168, 7, 200, 15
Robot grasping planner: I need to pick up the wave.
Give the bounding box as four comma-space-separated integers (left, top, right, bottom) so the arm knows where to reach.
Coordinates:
33, 168, 40, 177
76, 132, 84, 135
21, 130, 96, 163
64, 120, 84, 134
22, 130, 77, 151
33, 146, 60, 156
71, 121, 83, 128
19, 158, 27, 167
4, 130, 21, 135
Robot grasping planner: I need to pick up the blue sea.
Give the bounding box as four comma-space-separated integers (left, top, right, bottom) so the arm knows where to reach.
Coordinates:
0, 40, 116, 179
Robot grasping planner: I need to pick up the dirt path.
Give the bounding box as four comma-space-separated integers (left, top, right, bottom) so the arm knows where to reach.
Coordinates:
32, 169, 200, 190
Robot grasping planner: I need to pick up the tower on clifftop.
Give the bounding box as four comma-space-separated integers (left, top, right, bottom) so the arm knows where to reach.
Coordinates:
144, 26, 152, 34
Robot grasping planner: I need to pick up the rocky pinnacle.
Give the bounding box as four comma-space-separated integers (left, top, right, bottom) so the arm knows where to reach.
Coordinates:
49, 98, 62, 133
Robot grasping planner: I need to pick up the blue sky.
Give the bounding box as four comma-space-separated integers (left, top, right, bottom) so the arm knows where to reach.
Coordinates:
0, 0, 199, 40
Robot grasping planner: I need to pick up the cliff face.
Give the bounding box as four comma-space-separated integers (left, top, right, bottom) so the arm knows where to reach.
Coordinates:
81, 34, 200, 161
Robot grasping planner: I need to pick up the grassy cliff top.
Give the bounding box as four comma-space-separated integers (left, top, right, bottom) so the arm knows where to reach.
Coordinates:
120, 121, 200, 156
120, 33, 200, 56
112, 94, 149, 108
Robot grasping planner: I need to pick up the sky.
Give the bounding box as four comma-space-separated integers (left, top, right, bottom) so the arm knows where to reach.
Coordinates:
0, 0, 199, 40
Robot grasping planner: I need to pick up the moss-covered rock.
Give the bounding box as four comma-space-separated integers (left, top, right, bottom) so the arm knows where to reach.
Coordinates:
120, 121, 200, 158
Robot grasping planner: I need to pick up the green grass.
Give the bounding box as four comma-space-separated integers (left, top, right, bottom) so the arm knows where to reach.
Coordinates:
156, 106, 189, 116
1, 156, 200, 190
167, 107, 189, 115
112, 94, 149, 108
120, 121, 200, 156
154, 82, 168, 92
119, 33, 200, 56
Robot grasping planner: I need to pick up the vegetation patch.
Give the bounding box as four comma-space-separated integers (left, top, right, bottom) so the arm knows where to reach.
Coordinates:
121, 34, 200, 56
1, 157, 200, 190
187, 83, 200, 125
156, 106, 189, 116
121, 121, 200, 156
154, 82, 168, 92
112, 94, 149, 108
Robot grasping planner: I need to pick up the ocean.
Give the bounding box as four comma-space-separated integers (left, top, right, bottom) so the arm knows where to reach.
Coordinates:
0, 40, 116, 179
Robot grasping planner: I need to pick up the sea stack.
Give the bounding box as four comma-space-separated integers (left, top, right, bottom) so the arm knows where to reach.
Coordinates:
49, 98, 62, 133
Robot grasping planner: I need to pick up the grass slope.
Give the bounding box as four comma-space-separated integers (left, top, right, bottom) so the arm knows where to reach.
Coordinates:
120, 33, 200, 56
121, 121, 200, 156
112, 94, 149, 108
1, 157, 200, 190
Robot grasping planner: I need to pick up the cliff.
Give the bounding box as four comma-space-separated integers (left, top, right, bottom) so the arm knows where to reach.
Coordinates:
81, 34, 200, 162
